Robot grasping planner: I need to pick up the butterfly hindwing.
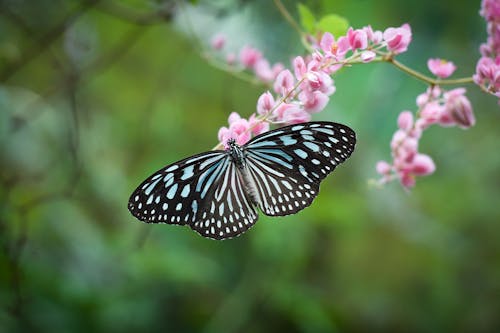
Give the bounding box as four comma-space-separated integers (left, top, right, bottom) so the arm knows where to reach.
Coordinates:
189, 162, 258, 239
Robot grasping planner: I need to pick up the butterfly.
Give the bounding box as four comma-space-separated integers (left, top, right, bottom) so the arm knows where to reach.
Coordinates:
128, 121, 356, 240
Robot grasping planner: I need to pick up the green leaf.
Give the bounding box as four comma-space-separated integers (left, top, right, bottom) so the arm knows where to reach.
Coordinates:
317, 14, 349, 38
297, 3, 316, 33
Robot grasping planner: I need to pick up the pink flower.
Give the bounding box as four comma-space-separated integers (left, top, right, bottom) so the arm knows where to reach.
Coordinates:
293, 56, 307, 79
390, 129, 407, 150
420, 101, 444, 128
320, 32, 350, 59
320, 32, 335, 54
249, 114, 269, 136
256, 91, 275, 115
360, 50, 376, 62
481, 0, 500, 21
397, 111, 414, 131
474, 56, 499, 85
416, 86, 441, 107
228, 111, 242, 124
476, 0, 500, 100
254, 58, 274, 82
400, 172, 416, 188
273, 69, 295, 96
271, 63, 285, 80
376, 160, 392, 175
218, 127, 231, 148
218, 112, 252, 147
211, 34, 225, 50
281, 108, 311, 124
239, 45, 262, 68
299, 90, 329, 113
411, 154, 435, 176
303, 71, 335, 95
363, 25, 383, 44
229, 119, 251, 145
273, 103, 310, 124
383, 23, 412, 54
443, 89, 475, 129
427, 58, 457, 78
347, 28, 368, 50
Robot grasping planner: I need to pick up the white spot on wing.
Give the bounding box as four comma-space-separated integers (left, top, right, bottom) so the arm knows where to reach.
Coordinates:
166, 183, 178, 199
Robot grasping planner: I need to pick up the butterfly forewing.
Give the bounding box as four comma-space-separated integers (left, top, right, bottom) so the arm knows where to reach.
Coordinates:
128, 151, 227, 224
244, 122, 356, 216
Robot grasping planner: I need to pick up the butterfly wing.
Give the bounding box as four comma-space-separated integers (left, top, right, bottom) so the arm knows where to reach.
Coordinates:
128, 151, 258, 240
243, 121, 356, 216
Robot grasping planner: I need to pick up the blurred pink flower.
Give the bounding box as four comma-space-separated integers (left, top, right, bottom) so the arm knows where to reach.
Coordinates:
293, 56, 307, 79
481, 0, 500, 21
320, 32, 350, 59
419, 101, 443, 127
397, 111, 413, 131
273, 69, 295, 96
257, 91, 275, 115
383, 23, 412, 54
299, 90, 329, 113
443, 89, 475, 128
475, 0, 500, 100
271, 63, 285, 80
302, 71, 335, 96
273, 103, 310, 124
211, 34, 225, 50
363, 25, 383, 44
347, 28, 368, 50
249, 114, 269, 136
239, 45, 262, 68
361, 50, 376, 62
376, 160, 392, 175
411, 154, 435, 176
218, 112, 252, 147
254, 58, 274, 82
427, 58, 456, 78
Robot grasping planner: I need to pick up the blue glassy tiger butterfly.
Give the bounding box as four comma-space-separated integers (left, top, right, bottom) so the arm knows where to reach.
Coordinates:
128, 121, 356, 239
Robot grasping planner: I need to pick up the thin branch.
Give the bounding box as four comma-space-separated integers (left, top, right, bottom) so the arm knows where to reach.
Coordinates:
387, 57, 474, 86
203, 53, 269, 87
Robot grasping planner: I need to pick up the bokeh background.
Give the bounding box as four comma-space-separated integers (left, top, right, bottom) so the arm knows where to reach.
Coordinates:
1, 0, 499, 332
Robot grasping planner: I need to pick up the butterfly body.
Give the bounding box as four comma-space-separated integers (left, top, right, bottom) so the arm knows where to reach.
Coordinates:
227, 138, 247, 170
128, 121, 356, 240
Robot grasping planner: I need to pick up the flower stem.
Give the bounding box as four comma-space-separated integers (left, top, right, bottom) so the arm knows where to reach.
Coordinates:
387, 57, 474, 85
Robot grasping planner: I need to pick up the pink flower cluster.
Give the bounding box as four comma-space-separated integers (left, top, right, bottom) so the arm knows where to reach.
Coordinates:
318, 23, 412, 69
377, 85, 475, 188
210, 34, 284, 83
214, 24, 413, 148
474, 0, 500, 99
216, 55, 338, 147
218, 112, 269, 148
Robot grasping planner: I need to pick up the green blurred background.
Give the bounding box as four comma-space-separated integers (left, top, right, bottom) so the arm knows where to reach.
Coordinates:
1, 0, 499, 332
